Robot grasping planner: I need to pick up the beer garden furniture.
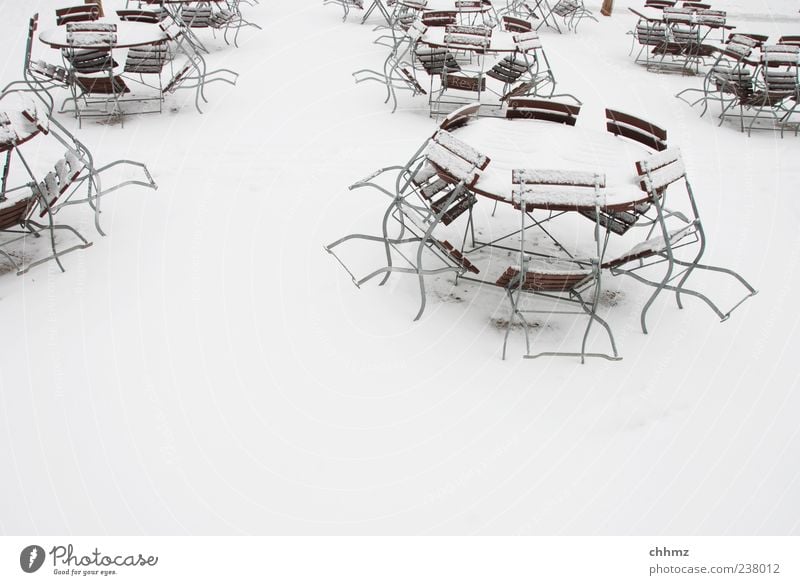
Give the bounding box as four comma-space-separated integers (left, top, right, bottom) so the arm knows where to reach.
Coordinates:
0, 94, 157, 273
326, 104, 756, 360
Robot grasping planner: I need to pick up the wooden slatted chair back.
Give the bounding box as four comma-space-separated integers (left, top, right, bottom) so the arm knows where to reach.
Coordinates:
502, 16, 532, 33
438, 103, 481, 131
116, 9, 165, 24
726, 32, 768, 47
696, 9, 726, 26
441, 73, 485, 93
635, 147, 685, 194
512, 169, 605, 212
426, 130, 489, 186
606, 109, 668, 151
644, 0, 676, 8
506, 99, 581, 125
422, 11, 457, 27
55, 4, 100, 26
181, 7, 213, 28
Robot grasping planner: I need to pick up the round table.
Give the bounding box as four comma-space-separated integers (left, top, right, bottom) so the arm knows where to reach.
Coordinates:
39, 21, 168, 50
450, 117, 652, 211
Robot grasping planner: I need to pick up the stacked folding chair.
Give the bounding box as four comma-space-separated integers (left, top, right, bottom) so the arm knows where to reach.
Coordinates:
325, 108, 486, 320
353, 19, 429, 112
602, 148, 757, 333
497, 169, 620, 362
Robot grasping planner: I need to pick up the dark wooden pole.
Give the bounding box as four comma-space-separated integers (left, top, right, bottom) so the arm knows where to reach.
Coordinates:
86, 0, 105, 17
600, 0, 613, 16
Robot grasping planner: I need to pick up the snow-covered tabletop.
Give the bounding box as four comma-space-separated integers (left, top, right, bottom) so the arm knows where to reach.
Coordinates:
398, 0, 495, 12
452, 117, 653, 210
39, 21, 168, 50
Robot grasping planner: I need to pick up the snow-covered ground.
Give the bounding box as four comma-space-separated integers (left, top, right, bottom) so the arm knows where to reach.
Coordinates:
0, 0, 798, 535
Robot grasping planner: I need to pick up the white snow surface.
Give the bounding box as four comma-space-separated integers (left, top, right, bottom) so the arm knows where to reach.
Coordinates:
0, 0, 799, 536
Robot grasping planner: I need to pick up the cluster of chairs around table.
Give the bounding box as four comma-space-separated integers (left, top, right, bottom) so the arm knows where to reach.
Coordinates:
0, 0, 262, 276
325, 102, 757, 362
0, 94, 156, 275
628, 0, 800, 135
326, 0, 596, 34
349, 3, 592, 116
24, 1, 260, 128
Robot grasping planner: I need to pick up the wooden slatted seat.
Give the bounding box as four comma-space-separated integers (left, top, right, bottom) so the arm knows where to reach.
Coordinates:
75, 75, 130, 96
495, 264, 592, 292
437, 240, 479, 274
124, 44, 168, 75
416, 48, 461, 75
486, 55, 532, 85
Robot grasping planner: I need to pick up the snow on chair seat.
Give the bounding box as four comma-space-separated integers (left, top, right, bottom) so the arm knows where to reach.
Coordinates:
425, 130, 489, 187
35, 151, 87, 218
601, 223, 698, 269
0, 193, 37, 231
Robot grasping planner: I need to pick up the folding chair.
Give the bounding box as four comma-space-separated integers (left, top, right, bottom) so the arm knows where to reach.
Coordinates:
676, 34, 757, 118
496, 32, 569, 102
325, 128, 487, 320
486, 32, 541, 100
121, 39, 169, 115
550, 0, 596, 33
629, 9, 669, 70
497, 169, 620, 362
521, 0, 563, 33
430, 27, 491, 118
0, 102, 92, 274
573, 109, 670, 237
1, 15, 74, 115
727, 45, 800, 137
58, 29, 130, 127
353, 19, 428, 112
3, 95, 158, 237
157, 19, 239, 114
604, 148, 756, 333
324, 0, 365, 22
361, 0, 394, 26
